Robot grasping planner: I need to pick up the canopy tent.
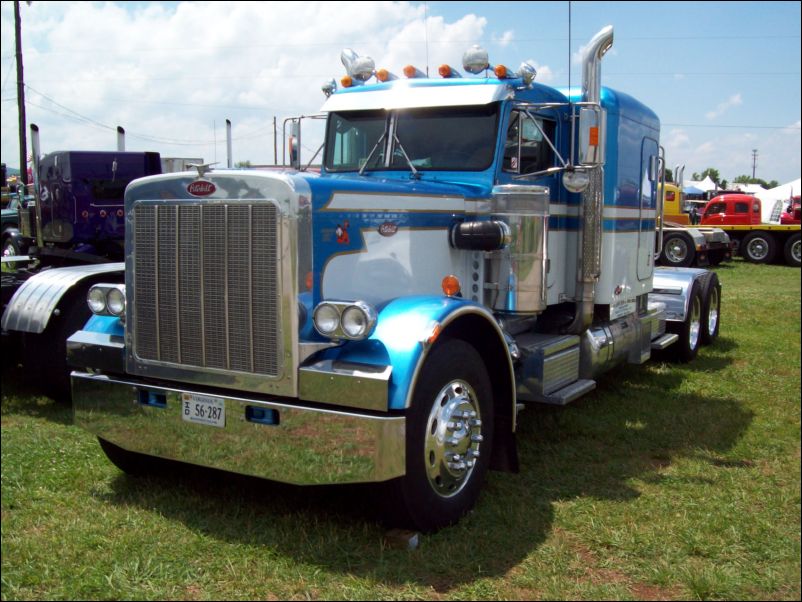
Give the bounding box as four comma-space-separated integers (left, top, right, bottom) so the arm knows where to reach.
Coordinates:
684, 176, 718, 193
755, 178, 800, 222
683, 185, 705, 195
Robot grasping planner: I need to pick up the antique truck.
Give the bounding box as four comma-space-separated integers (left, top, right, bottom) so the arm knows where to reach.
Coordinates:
700, 193, 800, 267
67, 26, 722, 531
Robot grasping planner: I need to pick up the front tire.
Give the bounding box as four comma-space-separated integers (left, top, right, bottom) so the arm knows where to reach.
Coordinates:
386, 339, 493, 532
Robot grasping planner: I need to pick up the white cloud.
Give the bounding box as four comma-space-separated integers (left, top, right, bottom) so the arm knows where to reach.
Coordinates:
0, 1, 490, 166
493, 30, 515, 47
705, 93, 743, 120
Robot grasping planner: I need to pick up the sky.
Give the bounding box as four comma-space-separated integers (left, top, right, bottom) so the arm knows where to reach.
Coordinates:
1, 1, 800, 185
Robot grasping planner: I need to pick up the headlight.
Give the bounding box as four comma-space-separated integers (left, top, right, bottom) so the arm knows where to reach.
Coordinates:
106, 286, 126, 316
313, 303, 340, 335
87, 286, 107, 314
87, 283, 125, 318
341, 303, 373, 338
312, 300, 376, 340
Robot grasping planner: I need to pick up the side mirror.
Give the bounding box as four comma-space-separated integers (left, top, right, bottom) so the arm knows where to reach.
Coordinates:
578, 107, 605, 167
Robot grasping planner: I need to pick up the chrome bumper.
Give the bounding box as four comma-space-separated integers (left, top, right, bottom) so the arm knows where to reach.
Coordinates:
72, 372, 406, 485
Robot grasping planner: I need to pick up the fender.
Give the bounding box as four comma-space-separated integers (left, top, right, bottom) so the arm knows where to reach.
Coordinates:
330, 295, 515, 416
651, 267, 708, 322
1, 262, 124, 334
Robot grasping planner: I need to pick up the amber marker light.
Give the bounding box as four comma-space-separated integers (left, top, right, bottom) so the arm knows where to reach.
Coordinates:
340, 75, 353, 88
376, 68, 390, 82
494, 64, 509, 79
403, 64, 417, 78
441, 275, 461, 297
438, 64, 451, 78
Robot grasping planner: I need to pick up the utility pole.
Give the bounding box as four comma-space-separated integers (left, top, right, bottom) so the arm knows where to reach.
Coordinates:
751, 149, 758, 180
14, 1, 28, 187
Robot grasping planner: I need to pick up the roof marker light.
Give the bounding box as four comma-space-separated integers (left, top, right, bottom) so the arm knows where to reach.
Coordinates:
494, 64, 509, 79
438, 64, 462, 78
376, 68, 397, 82
441, 275, 461, 297
340, 75, 353, 88
403, 64, 426, 78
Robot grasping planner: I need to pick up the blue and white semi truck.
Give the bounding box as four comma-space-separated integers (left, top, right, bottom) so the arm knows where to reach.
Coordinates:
67, 26, 721, 531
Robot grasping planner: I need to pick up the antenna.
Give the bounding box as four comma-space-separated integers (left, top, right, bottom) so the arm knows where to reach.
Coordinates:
424, 1, 430, 77
568, 1, 572, 95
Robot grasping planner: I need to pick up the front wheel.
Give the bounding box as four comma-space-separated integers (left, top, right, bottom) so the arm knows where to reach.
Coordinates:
385, 339, 494, 532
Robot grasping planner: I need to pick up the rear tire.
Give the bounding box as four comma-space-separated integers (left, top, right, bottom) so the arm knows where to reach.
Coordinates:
661, 233, 696, 267
700, 272, 721, 345
384, 339, 493, 532
667, 279, 703, 362
741, 231, 776, 264
783, 233, 801, 267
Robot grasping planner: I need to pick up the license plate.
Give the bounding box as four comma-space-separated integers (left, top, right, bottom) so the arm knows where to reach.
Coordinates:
181, 392, 225, 428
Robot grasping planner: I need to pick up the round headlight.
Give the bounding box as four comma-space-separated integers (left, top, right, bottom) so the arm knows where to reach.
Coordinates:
107, 287, 126, 316
87, 286, 107, 314
341, 305, 369, 338
313, 303, 339, 335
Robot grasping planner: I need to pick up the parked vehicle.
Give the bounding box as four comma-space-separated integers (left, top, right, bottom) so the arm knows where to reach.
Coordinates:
700, 193, 801, 266
1, 129, 163, 398
657, 181, 733, 268
67, 26, 723, 531
780, 196, 800, 225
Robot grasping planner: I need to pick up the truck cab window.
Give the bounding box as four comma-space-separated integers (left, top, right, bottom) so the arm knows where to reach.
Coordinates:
503, 111, 555, 175
324, 104, 500, 172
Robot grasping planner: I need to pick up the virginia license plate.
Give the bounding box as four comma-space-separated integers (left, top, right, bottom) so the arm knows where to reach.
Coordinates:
181, 392, 225, 428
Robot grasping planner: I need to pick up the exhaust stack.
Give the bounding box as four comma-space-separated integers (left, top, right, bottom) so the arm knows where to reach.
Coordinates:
568, 25, 614, 335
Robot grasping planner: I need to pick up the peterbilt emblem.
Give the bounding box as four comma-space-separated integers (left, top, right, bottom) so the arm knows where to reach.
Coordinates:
378, 221, 398, 237
187, 180, 216, 197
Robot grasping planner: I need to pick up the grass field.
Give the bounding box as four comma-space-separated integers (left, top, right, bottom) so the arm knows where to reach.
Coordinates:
2, 259, 800, 600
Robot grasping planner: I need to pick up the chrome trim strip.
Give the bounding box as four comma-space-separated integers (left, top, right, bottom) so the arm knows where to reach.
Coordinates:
73, 372, 406, 485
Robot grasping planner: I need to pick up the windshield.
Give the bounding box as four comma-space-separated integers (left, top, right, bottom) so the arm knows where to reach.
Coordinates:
324, 104, 500, 172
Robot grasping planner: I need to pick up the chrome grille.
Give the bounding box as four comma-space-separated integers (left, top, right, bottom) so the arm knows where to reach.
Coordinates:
133, 202, 281, 376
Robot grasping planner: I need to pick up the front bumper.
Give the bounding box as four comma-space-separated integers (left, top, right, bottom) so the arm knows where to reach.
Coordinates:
72, 371, 406, 485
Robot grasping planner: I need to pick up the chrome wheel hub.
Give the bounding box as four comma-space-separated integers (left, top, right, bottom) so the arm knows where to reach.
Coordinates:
747, 238, 768, 260
666, 239, 688, 263
424, 379, 483, 498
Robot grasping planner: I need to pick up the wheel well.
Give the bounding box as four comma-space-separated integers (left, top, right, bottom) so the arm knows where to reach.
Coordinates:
437, 313, 519, 473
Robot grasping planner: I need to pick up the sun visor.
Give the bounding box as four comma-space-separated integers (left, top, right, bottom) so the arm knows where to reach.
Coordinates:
320, 81, 512, 112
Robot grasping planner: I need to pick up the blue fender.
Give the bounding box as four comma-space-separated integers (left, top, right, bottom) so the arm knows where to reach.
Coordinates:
327, 295, 513, 411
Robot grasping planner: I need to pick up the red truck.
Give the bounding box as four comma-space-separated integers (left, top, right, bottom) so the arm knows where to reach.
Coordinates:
781, 196, 801, 225
700, 193, 800, 267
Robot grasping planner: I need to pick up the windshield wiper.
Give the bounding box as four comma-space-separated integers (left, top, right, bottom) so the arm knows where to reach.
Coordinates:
392, 134, 419, 178
358, 122, 389, 175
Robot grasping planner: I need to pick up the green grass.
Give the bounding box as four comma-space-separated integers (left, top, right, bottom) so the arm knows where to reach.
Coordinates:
2, 259, 800, 600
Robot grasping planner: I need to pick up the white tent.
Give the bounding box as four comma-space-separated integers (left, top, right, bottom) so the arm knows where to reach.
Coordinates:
685, 176, 718, 193
755, 178, 800, 222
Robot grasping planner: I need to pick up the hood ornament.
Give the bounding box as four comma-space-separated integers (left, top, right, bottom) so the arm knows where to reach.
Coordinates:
187, 162, 217, 179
